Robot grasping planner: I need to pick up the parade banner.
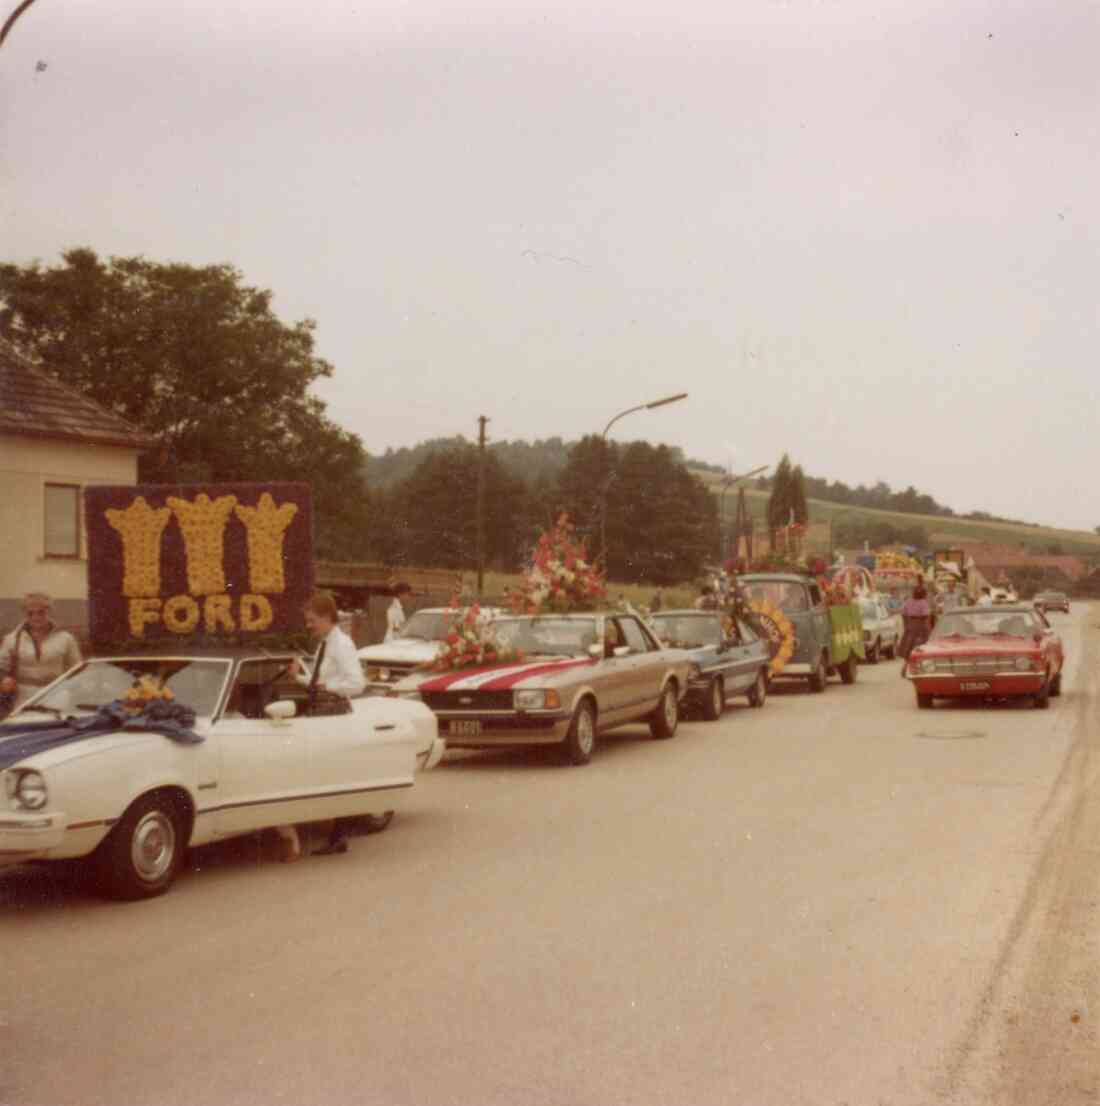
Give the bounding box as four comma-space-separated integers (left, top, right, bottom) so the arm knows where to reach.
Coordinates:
84, 482, 314, 644
828, 602, 866, 665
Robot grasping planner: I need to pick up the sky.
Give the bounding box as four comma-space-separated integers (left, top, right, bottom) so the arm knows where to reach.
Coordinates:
2, 0, 1098, 527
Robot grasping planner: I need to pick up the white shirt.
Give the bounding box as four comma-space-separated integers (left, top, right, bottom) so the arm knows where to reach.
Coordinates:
385, 598, 407, 642
296, 625, 366, 698
976, 594, 994, 608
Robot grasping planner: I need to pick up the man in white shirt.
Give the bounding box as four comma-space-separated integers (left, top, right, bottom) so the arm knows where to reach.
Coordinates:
976, 587, 994, 608
385, 583, 411, 642
280, 592, 366, 859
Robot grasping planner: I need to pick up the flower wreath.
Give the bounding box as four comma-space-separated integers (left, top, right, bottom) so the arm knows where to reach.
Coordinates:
508, 513, 606, 615
747, 598, 797, 676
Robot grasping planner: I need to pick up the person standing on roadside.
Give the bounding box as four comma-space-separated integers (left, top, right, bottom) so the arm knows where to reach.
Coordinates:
0, 593, 82, 715
385, 583, 411, 642
898, 583, 932, 677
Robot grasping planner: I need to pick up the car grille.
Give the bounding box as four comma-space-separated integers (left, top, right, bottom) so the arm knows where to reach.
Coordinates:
925, 656, 1013, 675
423, 690, 515, 712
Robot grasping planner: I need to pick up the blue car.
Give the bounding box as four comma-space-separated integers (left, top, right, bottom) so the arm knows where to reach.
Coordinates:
649, 609, 771, 720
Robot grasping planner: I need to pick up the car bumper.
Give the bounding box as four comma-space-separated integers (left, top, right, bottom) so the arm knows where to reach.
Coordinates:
0, 811, 67, 867
908, 673, 1046, 696
437, 712, 572, 748
773, 662, 813, 677
417, 737, 447, 770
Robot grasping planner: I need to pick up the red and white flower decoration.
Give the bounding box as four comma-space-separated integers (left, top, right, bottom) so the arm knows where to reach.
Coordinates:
508, 514, 607, 615
430, 603, 519, 672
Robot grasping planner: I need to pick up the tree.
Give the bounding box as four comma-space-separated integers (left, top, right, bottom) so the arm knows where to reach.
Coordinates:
790, 464, 809, 525
0, 248, 367, 557
374, 446, 529, 571
767, 453, 794, 535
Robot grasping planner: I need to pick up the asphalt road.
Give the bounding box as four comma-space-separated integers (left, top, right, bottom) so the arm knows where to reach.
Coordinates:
3, 605, 1098, 1106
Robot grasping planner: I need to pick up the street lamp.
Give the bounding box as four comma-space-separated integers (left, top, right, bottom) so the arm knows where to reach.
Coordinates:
598, 392, 689, 566
718, 464, 769, 561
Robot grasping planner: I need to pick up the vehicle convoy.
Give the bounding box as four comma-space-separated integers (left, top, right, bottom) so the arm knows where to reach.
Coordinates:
740, 573, 865, 691
391, 611, 692, 764
905, 605, 1065, 710
858, 594, 901, 663
650, 609, 771, 719
1033, 590, 1070, 613
358, 607, 500, 695
0, 651, 444, 899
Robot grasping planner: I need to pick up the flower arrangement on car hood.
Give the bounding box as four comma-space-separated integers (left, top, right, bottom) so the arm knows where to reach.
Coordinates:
430, 603, 520, 672
508, 514, 606, 614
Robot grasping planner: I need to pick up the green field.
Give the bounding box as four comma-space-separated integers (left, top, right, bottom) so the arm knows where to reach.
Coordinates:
699, 472, 1100, 558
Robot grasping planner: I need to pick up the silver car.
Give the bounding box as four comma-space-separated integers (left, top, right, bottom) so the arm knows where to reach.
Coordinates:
391, 611, 692, 764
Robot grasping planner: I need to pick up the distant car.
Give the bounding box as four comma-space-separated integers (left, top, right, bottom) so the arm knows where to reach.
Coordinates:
1033, 591, 1070, 613
905, 605, 1064, 710
391, 611, 692, 764
0, 650, 444, 899
649, 610, 771, 719
857, 595, 901, 664
358, 607, 500, 695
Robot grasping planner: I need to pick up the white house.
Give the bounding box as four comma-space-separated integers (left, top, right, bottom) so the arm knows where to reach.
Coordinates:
0, 340, 153, 636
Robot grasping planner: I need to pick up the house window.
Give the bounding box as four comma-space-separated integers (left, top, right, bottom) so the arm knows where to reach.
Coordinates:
44, 483, 81, 558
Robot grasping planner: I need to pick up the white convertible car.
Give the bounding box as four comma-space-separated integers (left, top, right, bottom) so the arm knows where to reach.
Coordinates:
0, 651, 444, 899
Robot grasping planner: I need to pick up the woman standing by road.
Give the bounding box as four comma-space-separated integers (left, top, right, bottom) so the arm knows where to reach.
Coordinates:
898, 583, 932, 677
0, 593, 83, 716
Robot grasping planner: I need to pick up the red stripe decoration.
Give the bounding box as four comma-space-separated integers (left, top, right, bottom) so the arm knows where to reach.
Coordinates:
477, 658, 595, 690
418, 665, 513, 693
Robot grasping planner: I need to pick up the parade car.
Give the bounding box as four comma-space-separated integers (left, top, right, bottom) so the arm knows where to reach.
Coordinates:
390, 611, 692, 764
858, 595, 901, 664
1033, 590, 1070, 614
740, 573, 864, 690
649, 609, 770, 719
358, 607, 501, 695
0, 651, 445, 899
905, 605, 1064, 710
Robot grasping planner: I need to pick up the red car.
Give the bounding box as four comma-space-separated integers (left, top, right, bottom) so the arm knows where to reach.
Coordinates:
905, 605, 1064, 710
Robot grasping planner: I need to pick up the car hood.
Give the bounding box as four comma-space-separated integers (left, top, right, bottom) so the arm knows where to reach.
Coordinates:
913, 637, 1038, 657
358, 640, 442, 664
0, 726, 196, 772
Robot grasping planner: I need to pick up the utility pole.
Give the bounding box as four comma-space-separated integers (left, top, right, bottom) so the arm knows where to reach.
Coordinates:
476, 415, 489, 597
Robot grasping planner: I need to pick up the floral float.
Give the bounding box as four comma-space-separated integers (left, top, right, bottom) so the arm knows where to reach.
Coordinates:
747, 598, 797, 676
508, 514, 606, 615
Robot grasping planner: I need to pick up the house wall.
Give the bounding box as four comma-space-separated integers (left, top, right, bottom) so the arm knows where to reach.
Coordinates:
0, 435, 140, 636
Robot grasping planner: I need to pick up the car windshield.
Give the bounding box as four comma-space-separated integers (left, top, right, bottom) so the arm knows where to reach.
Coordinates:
651, 615, 722, 648
931, 611, 1038, 640
745, 582, 808, 613
399, 611, 460, 642
23, 658, 231, 717
493, 616, 599, 657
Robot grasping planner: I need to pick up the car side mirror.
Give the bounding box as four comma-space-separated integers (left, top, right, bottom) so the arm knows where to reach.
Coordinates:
613, 645, 631, 658
588, 643, 603, 659
265, 700, 297, 722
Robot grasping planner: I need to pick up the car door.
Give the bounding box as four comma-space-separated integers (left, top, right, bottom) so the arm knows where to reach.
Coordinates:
807, 583, 831, 661
732, 619, 766, 691
211, 661, 405, 838
615, 616, 665, 718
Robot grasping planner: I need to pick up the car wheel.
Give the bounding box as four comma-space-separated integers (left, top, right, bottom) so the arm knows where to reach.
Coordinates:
916, 693, 934, 710
748, 670, 768, 708
702, 677, 724, 722
839, 654, 858, 685
562, 699, 597, 765
93, 791, 185, 901
361, 811, 394, 834
1035, 675, 1051, 710
650, 684, 679, 739
808, 655, 827, 694
867, 639, 881, 665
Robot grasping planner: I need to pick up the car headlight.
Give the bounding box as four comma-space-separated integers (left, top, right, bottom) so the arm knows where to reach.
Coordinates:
515, 689, 561, 711
13, 770, 48, 810
1015, 656, 1035, 671
918, 658, 937, 673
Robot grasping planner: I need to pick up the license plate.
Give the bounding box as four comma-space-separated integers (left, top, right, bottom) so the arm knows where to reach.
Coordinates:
448, 720, 482, 737
960, 681, 991, 691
